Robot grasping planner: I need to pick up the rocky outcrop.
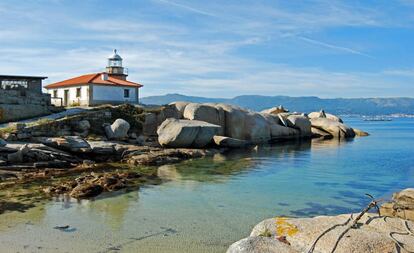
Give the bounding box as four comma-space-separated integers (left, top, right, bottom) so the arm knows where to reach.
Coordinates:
154, 103, 366, 147
0, 142, 82, 169
45, 171, 143, 199
157, 118, 221, 148
308, 110, 343, 123
7, 144, 30, 163
228, 236, 296, 253
245, 112, 272, 143
0, 108, 116, 141
169, 101, 190, 119
381, 188, 414, 221
214, 104, 272, 143
213, 136, 248, 148
311, 127, 333, 139
286, 115, 312, 137
262, 114, 300, 140
261, 105, 289, 115
307, 110, 363, 139
353, 128, 370, 136
141, 104, 181, 136
126, 147, 221, 166
183, 103, 225, 135
228, 213, 414, 253
215, 103, 248, 140
72, 119, 90, 136
104, 118, 130, 140
40, 136, 92, 153
70, 183, 103, 198
310, 118, 355, 138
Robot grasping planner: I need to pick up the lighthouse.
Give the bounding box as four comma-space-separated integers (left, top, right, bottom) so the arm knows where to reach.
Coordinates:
106, 49, 128, 80
45, 49, 142, 106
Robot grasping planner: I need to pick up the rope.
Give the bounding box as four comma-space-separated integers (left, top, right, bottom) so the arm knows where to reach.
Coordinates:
307, 194, 380, 253
389, 218, 414, 253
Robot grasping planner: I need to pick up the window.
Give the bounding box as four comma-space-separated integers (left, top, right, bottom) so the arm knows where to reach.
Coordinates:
76, 88, 81, 98
53, 90, 57, 97
124, 89, 130, 98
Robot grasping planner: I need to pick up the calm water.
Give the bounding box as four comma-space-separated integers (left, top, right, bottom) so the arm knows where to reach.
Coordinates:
0, 118, 413, 253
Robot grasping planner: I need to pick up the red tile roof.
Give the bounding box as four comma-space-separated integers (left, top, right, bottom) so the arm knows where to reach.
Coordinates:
44, 73, 143, 89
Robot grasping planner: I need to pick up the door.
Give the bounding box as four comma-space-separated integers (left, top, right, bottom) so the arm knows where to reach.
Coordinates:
63, 89, 69, 106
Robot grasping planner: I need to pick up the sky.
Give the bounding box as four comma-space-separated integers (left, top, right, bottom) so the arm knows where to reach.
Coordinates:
0, 0, 413, 98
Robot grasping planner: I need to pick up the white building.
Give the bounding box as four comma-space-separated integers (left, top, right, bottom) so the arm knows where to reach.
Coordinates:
45, 50, 143, 106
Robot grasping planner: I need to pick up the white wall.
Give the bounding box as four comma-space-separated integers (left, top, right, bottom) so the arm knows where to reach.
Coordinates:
48, 85, 89, 106
92, 85, 137, 103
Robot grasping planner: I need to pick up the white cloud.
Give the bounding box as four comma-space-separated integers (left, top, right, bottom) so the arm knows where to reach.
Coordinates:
0, 0, 413, 98
297, 36, 375, 59
153, 0, 217, 17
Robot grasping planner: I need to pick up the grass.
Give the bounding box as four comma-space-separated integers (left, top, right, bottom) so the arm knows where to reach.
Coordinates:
25, 118, 53, 127
0, 125, 17, 136
0, 118, 54, 137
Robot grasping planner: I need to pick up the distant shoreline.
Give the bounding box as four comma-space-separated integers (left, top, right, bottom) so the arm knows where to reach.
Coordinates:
141, 93, 414, 116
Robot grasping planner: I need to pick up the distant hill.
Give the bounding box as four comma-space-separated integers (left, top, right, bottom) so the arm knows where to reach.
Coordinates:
141, 93, 414, 115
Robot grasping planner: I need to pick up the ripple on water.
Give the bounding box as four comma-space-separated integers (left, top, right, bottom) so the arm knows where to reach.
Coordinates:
0, 118, 414, 253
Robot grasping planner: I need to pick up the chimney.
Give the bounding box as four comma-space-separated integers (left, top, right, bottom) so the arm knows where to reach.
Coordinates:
101, 73, 108, 81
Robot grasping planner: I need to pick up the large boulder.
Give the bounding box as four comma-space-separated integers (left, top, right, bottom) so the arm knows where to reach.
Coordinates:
308, 110, 343, 123
311, 127, 333, 139
157, 118, 221, 148
105, 118, 130, 140
286, 115, 311, 137
73, 120, 90, 132
169, 101, 190, 119
215, 103, 247, 140
261, 113, 282, 126
88, 141, 117, 155
214, 104, 271, 143
160, 104, 181, 119
230, 213, 414, 253
244, 112, 271, 143
310, 118, 355, 138
41, 136, 92, 153
7, 144, 30, 163
213, 136, 248, 148
380, 188, 414, 221
276, 113, 293, 127
142, 113, 159, 136
183, 103, 225, 135
142, 105, 181, 136
262, 114, 300, 140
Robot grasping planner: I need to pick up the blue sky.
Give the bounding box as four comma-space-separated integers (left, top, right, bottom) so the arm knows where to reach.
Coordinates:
0, 0, 413, 98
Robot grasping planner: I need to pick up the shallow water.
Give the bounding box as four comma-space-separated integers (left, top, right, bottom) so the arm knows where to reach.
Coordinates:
0, 118, 413, 253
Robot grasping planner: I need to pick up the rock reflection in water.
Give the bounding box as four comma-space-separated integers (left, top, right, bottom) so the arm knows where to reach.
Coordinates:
311, 137, 354, 149
155, 138, 355, 185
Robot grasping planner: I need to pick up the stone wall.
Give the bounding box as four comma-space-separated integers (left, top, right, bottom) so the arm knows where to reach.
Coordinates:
0, 105, 147, 140
4, 109, 113, 140
0, 90, 55, 123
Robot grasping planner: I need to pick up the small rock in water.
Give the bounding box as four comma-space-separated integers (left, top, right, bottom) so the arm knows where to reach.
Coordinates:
53, 225, 70, 230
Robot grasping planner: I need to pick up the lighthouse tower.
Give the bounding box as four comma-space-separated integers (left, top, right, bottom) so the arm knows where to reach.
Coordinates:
106, 49, 128, 80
